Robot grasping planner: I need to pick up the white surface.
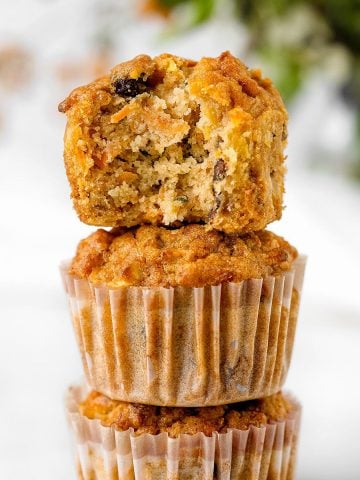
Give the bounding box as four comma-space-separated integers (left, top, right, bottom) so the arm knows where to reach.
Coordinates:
0, 1, 360, 479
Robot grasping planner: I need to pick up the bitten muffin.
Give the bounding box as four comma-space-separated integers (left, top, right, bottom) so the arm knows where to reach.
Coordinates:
67, 385, 301, 479
69, 224, 297, 288
59, 52, 288, 233
62, 225, 305, 406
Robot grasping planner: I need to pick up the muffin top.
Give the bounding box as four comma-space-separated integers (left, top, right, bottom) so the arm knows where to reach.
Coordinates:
59, 52, 287, 233
59, 52, 285, 120
80, 390, 292, 437
69, 224, 297, 288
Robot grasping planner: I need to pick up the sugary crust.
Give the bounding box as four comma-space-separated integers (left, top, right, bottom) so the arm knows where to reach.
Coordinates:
59, 52, 287, 233
69, 225, 297, 288
80, 391, 291, 437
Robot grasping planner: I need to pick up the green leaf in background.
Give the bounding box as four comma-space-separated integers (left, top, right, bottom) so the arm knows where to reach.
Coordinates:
235, 0, 295, 23
191, 0, 216, 25
316, 0, 360, 53
258, 46, 305, 102
159, 0, 215, 28
160, 0, 192, 7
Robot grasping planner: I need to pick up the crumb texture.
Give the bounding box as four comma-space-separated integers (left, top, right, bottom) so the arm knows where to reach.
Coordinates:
69, 225, 297, 287
59, 52, 287, 233
79, 391, 291, 437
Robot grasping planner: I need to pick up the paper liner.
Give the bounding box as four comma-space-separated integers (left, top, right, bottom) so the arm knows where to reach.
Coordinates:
66, 384, 301, 480
61, 256, 306, 406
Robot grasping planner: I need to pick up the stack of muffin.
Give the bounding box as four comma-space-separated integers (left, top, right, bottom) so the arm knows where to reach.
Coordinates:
59, 52, 306, 479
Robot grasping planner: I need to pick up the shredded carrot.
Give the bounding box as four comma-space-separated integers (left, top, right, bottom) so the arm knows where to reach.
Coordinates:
110, 104, 136, 123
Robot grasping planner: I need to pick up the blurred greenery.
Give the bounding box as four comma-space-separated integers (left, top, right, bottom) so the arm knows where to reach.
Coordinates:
160, 0, 216, 26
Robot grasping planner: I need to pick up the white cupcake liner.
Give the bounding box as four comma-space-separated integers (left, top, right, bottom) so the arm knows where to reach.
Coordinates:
66, 384, 301, 480
61, 256, 306, 406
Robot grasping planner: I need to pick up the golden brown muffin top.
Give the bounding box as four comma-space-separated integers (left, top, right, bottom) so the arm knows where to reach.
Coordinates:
80, 391, 292, 437
59, 52, 285, 122
69, 225, 297, 288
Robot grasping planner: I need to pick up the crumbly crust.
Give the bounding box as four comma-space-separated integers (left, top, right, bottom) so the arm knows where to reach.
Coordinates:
59, 52, 287, 233
80, 391, 291, 437
69, 225, 297, 288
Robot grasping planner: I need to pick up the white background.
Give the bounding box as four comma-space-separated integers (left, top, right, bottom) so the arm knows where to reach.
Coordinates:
0, 1, 359, 479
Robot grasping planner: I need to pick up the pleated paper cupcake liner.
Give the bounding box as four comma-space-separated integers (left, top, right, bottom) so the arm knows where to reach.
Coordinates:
61, 256, 306, 406
67, 384, 301, 480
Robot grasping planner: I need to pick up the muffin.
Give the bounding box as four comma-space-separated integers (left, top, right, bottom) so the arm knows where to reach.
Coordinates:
67, 385, 301, 480
58, 51, 287, 233
61, 225, 306, 406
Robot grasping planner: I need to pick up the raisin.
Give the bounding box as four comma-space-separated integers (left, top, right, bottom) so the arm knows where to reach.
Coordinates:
213, 159, 226, 181
113, 77, 147, 97
249, 167, 258, 180
181, 137, 192, 158
208, 194, 222, 220
224, 237, 236, 256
